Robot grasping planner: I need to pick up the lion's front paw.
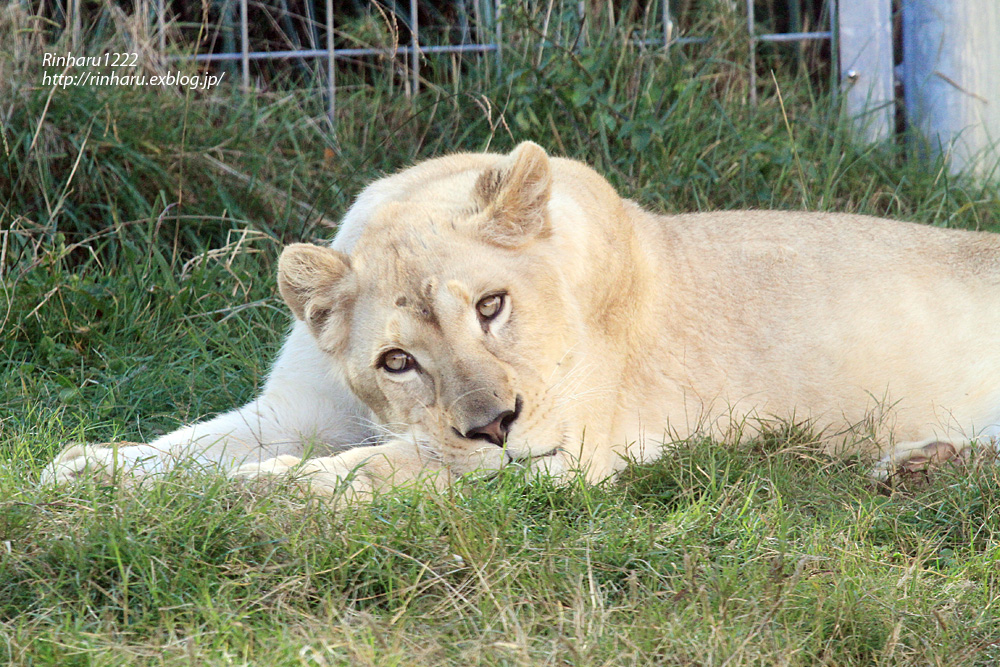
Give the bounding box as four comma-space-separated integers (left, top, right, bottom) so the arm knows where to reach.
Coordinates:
231, 454, 373, 500
232, 454, 305, 477
40, 443, 142, 485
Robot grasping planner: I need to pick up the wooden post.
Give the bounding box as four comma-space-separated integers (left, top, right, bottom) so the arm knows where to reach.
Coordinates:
837, 0, 893, 142
903, 0, 1000, 177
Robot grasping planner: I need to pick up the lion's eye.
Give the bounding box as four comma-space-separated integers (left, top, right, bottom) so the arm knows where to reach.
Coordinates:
476, 293, 505, 321
379, 349, 416, 373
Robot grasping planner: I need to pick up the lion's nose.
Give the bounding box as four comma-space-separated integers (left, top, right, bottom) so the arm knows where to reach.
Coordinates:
462, 397, 522, 447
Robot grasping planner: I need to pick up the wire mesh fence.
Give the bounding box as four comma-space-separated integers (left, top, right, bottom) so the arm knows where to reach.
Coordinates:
37, 0, 839, 128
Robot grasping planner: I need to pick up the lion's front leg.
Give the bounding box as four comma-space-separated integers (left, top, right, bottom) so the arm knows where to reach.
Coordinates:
41, 442, 173, 485
232, 439, 452, 500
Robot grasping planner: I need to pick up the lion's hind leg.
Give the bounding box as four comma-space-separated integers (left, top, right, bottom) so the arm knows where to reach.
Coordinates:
871, 438, 972, 482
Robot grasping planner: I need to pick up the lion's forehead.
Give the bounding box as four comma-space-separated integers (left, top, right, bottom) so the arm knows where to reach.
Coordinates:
353, 273, 473, 349
353, 227, 477, 289
354, 229, 505, 304
385, 280, 442, 329
355, 201, 470, 254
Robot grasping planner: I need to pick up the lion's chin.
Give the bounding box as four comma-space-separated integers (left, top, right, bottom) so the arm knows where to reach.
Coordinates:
447, 445, 509, 476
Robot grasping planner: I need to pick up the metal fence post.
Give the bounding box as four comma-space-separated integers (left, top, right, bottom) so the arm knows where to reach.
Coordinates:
837, 0, 893, 142
903, 0, 1000, 176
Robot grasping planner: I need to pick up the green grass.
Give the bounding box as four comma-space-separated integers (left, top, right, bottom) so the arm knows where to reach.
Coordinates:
3, 4, 1000, 665
3, 442, 1000, 664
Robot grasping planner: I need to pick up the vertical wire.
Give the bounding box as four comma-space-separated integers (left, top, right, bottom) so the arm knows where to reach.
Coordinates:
495, 0, 503, 79
747, 0, 757, 105
158, 0, 166, 57
327, 0, 336, 128
240, 0, 249, 88
411, 0, 420, 95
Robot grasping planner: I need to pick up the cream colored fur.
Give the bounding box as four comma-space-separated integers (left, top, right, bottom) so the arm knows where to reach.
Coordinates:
43, 142, 1000, 496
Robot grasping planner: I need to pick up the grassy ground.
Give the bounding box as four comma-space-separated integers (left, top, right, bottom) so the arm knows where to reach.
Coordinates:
3, 4, 1000, 665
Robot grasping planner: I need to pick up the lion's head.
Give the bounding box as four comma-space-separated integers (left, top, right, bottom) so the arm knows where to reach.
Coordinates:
277, 142, 589, 474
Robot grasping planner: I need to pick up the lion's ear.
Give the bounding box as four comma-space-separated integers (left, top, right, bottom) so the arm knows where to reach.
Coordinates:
278, 243, 356, 353
473, 141, 552, 246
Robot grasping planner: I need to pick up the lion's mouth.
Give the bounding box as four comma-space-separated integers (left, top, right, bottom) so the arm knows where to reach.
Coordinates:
514, 448, 560, 463
506, 424, 569, 465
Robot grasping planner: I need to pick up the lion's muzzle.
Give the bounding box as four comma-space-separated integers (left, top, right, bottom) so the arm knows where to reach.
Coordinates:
453, 395, 523, 447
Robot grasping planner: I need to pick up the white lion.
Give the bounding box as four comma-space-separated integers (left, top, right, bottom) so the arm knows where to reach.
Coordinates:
44, 142, 1000, 496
